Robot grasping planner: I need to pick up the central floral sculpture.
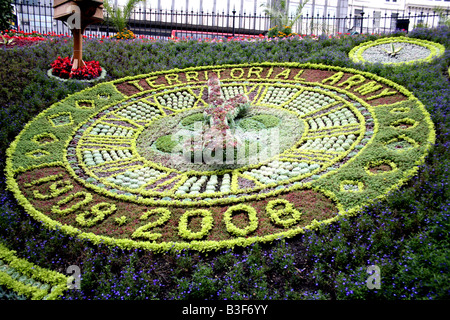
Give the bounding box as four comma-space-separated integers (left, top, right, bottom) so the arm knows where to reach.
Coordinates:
184, 74, 250, 163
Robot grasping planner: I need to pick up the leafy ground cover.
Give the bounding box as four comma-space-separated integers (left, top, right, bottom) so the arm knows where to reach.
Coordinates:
0, 27, 449, 300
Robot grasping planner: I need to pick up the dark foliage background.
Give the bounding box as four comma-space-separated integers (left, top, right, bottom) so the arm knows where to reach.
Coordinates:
0, 0, 14, 31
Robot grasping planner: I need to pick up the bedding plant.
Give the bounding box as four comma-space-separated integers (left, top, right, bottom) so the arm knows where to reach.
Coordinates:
0, 30, 49, 47
49, 56, 104, 80
0, 26, 449, 300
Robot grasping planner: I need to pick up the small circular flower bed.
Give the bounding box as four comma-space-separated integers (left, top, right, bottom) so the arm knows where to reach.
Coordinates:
349, 36, 445, 65
48, 56, 107, 82
5, 62, 435, 252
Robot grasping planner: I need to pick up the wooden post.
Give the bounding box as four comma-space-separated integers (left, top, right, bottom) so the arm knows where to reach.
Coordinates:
72, 28, 85, 69
53, 0, 104, 72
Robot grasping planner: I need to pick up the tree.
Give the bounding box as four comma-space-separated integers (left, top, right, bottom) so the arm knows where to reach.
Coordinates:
434, 6, 450, 27
0, 0, 14, 31
103, 0, 142, 33
261, 0, 309, 29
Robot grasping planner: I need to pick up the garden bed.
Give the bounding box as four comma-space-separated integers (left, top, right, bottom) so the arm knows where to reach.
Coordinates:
0, 27, 449, 301
6, 62, 435, 253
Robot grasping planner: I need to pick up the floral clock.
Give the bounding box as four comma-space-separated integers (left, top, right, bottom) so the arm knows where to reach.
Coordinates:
6, 62, 435, 252
349, 36, 445, 65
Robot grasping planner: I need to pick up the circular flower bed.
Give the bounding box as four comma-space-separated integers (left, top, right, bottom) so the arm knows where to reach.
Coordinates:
349, 36, 445, 65
48, 56, 107, 82
5, 62, 435, 252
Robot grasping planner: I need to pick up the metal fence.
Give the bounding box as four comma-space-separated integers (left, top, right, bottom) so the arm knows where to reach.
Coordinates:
10, 1, 450, 39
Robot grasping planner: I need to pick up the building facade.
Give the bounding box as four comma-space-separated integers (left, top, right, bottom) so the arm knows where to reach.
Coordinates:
347, 0, 449, 32
132, 0, 448, 32
10, 0, 449, 36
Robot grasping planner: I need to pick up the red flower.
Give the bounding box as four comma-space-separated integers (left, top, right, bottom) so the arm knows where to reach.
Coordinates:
50, 56, 102, 80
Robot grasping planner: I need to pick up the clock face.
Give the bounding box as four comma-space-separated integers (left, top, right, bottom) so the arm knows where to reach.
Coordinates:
6, 63, 435, 251
349, 36, 445, 65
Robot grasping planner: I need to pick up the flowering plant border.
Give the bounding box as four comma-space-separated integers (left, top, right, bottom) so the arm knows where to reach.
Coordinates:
0, 243, 69, 300
178, 209, 214, 240
223, 204, 259, 237
266, 199, 302, 228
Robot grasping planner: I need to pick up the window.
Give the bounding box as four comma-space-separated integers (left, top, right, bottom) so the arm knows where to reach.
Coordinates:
354, 9, 363, 27
373, 11, 381, 28
390, 12, 399, 29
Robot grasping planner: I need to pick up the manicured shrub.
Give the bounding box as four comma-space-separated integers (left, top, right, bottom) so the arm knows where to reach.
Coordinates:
249, 114, 281, 128
0, 0, 14, 31
180, 112, 204, 129
155, 134, 180, 153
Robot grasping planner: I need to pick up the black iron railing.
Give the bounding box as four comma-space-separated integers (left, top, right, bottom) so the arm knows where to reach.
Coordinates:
9, 1, 450, 39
